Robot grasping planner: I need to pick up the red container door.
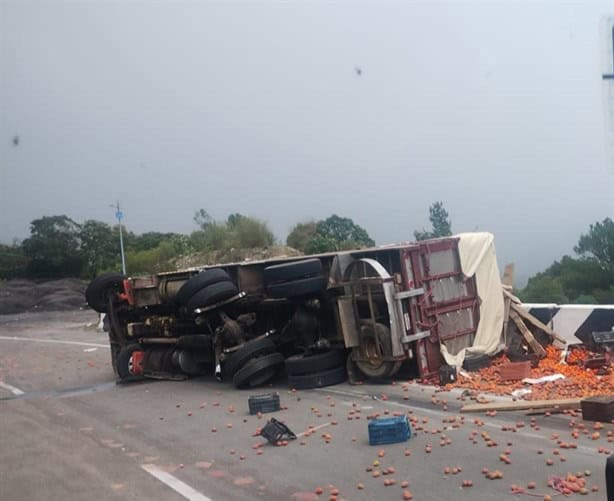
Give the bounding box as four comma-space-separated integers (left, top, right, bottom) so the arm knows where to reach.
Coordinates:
402, 238, 480, 379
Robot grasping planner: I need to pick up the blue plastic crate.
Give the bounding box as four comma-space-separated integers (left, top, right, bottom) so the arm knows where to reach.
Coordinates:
368, 415, 411, 446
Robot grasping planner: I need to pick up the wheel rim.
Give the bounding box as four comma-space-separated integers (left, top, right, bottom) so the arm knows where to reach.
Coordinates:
354, 331, 398, 378
128, 351, 144, 376
356, 336, 387, 372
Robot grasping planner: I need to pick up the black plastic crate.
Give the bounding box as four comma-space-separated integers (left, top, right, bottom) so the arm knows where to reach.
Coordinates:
439, 365, 457, 385
368, 415, 411, 446
593, 331, 614, 345
462, 354, 491, 372
581, 395, 614, 422
248, 393, 280, 415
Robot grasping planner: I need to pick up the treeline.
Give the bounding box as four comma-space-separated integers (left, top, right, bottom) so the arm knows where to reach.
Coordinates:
0, 210, 376, 280
14, 204, 613, 305
518, 218, 614, 304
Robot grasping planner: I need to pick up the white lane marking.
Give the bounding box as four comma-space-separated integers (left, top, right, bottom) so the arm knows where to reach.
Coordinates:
0, 381, 25, 395
83, 347, 98, 352
141, 464, 212, 501
0, 336, 108, 349
296, 421, 331, 438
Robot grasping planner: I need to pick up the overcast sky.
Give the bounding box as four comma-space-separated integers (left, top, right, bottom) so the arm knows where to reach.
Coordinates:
1, 0, 613, 285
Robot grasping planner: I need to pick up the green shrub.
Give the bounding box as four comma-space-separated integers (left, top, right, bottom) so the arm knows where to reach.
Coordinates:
230, 217, 274, 248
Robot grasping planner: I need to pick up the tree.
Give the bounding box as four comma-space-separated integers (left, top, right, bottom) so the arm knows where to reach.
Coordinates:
79, 220, 118, 279
305, 215, 374, 253
0, 242, 29, 279
555, 256, 609, 302
193, 209, 213, 230
414, 201, 452, 241
518, 217, 614, 304
21, 215, 82, 278
129, 232, 186, 253
517, 275, 569, 304
229, 216, 275, 248
574, 217, 614, 277
126, 240, 184, 274
286, 221, 317, 252
226, 213, 246, 229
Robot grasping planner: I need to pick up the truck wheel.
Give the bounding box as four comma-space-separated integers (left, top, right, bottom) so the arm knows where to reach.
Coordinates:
353, 322, 401, 379
263, 259, 322, 285
174, 268, 231, 306
266, 276, 326, 299
232, 353, 284, 389
222, 337, 277, 379
287, 365, 347, 390
117, 344, 145, 380
186, 281, 239, 311
109, 334, 120, 376
285, 349, 346, 376
85, 273, 126, 313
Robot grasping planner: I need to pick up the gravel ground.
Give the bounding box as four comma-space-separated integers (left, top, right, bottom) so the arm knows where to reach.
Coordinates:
0, 278, 87, 314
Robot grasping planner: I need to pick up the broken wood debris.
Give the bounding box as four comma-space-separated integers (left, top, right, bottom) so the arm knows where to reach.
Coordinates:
509, 310, 547, 358
508, 300, 566, 344
460, 398, 582, 414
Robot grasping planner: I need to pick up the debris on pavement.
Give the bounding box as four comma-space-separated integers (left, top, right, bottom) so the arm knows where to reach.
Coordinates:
460, 398, 583, 414
450, 345, 614, 401
260, 417, 297, 445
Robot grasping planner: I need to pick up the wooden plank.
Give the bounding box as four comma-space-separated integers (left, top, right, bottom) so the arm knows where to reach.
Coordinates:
460, 398, 582, 413
501, 264, 515, 343
502, 287, 522, 305
501, 263, 515, 288
510, 302, 566, 344
509, 310, 547, 358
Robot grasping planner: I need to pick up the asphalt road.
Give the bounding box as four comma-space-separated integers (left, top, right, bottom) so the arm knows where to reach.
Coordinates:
0, 310, 610, 501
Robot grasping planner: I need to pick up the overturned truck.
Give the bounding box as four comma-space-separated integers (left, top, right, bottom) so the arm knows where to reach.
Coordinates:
85, 232, 504, 389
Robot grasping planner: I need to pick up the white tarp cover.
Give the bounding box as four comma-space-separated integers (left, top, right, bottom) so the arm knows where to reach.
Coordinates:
440, 232, 504, 368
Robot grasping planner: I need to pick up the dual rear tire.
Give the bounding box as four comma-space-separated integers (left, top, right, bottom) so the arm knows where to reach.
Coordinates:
285, 349, 347, 389
263, 259, 326, 299
175, 268, 239, 311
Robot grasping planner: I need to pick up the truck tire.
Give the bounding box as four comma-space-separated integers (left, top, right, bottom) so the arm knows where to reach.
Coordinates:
85, 273, 126, 313
266, 276, 326, 299
117, 344, 144, 380
285, 349, 346, 376
174, 268, 231, 306
353, 322, 401, 379
109, 334, 120, 376
263, 259, 322, 285
222, 337, 277, 379
233, 353, 285, 389
287, 365, 347, 390
186, 281, 239, 311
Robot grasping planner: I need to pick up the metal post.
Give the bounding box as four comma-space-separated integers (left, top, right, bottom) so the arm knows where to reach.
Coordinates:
111, 202, 127, 275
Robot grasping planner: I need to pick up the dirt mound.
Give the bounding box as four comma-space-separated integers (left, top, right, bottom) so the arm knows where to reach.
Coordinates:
173, 246, 303, 270
0, 278, 87, 315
